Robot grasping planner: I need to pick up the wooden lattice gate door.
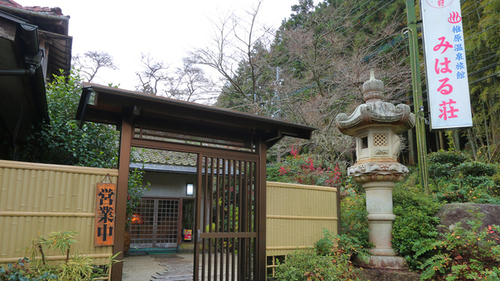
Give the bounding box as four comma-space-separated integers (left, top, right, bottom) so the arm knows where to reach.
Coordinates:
130, 198, 180, 249
194, 153, 259, 281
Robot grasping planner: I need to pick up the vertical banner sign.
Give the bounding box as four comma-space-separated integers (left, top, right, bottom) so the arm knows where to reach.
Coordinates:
421, 0, 473, 130
95, 183, 116, 246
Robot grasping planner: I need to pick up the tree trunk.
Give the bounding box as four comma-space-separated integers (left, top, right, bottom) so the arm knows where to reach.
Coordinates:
467, 129, 477, 160
453, 130, 460, 151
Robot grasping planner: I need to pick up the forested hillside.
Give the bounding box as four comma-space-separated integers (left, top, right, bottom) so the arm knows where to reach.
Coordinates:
202, 0, 500, 166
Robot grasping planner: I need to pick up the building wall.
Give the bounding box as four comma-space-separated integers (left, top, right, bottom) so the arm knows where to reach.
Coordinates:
0, 160, 117, 266
142, 171, 196, 199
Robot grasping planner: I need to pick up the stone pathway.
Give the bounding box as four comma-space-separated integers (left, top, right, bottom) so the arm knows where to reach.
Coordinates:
123, 252, 236, 280
151, 254, 194, 280
123, 253, 194, 281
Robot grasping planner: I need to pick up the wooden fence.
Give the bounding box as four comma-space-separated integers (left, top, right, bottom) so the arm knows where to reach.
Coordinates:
266, 181, 339, 275
0, 160, 117, 266
0, 161, 339, 276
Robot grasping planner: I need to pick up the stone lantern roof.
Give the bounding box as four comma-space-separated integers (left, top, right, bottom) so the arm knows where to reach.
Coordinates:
336, 70, 415, 136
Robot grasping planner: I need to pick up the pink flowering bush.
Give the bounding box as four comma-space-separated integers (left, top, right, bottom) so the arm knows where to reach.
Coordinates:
267, 147, 343, 187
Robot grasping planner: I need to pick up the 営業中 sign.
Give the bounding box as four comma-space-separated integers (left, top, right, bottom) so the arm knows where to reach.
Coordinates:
95, 183, 116, 246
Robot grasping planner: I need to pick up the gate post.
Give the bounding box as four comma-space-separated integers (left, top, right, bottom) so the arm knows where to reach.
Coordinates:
111, 119, 133, 281
256, 139, 267, 280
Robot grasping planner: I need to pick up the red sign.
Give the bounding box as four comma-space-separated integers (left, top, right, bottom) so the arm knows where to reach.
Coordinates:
184, 229, 192, 241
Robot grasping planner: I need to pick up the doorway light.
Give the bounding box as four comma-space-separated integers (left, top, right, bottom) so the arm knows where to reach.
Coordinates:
186, 183, 194, 196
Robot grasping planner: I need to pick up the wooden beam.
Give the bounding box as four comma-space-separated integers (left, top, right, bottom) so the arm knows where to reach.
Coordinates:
131, 138, 259, 162
0, 211, 94, 217
111, 118, 133, 281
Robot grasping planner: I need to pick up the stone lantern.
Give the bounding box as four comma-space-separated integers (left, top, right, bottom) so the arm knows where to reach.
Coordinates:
336, 70, 415, 269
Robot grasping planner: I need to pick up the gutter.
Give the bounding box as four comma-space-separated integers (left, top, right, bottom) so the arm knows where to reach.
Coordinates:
0, 4, 69, 35
0, 4, 70, 22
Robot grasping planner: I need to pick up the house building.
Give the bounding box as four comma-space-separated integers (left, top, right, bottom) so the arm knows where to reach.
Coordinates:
0, 0, 72, 158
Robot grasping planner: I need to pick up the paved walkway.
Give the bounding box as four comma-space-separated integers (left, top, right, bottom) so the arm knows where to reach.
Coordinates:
123, 253, 194, 281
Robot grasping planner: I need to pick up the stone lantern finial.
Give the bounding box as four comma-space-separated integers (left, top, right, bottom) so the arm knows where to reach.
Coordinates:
362, 69, 384, 103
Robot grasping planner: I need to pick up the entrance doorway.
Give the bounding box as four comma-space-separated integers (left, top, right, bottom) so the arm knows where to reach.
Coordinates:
130, 198, 180, 248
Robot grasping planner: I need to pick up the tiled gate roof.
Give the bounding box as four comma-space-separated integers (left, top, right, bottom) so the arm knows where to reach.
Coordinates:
131, 148, 197, 167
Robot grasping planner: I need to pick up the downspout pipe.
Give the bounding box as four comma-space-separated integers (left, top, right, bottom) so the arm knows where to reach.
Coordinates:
0, 68, 36, 75
0, 23, 44, 76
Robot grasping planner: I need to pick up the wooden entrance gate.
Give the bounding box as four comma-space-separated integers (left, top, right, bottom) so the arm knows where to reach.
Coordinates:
76, 83, 314, 280
195, 154, 259, 280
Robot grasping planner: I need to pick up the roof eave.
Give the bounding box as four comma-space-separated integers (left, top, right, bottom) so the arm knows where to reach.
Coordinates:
76, 83, 315, 146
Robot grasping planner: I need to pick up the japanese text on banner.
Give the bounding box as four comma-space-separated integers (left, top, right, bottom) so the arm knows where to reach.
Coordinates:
421, 0, 473, 129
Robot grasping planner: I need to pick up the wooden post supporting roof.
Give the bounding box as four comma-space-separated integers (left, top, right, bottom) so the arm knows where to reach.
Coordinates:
257, 138, 267, 280
76, 83, 315, 281
110, 119, 133, 279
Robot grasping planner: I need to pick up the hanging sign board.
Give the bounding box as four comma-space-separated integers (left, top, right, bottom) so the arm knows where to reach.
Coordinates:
421, 0, 473, 130
95, 183, 116, 246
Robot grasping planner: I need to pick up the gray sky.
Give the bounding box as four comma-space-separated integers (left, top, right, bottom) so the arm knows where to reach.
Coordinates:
18, 0, 306, 90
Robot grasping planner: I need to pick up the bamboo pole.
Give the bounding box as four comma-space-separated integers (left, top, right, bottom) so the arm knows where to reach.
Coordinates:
406, 0, 430, 194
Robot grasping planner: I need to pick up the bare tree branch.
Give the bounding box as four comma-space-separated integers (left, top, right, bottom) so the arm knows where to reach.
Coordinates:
73, 51, 118, 82
135, 53, 171, 96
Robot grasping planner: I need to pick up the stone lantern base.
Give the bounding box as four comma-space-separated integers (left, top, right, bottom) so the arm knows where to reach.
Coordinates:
355, 255, 408, 270
352, 177, 409, 270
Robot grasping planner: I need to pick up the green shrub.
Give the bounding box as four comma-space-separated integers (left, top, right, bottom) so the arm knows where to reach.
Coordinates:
314, 229, 371, 260
314, 228, 336, 256
490, 173, 500, 196
20, 71, 119, 168
427, 151, 471, 181
275, 247, 362, 280
435, 183, 468, 203
340, 193, 370, 249
266, 163, 287, 183
428, 163, 455, 179
392, 182, 443, 270
456, 161, 497, 177
434, 176, 500, 205
335, 234, 371, 262
0, 259, 57, 281
57, 254, 93, 281
266, 148, 343, 187
428, 150, 469, 166
275, 230, 365, 280
420, 216, 500, 280
21, 230, 119, 281
391, 153, 500, 274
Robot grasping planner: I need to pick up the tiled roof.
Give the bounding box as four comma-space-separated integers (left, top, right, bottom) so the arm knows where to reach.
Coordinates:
131, 148, 197, 167
0, 0, 64, 15
0, 0, 21, 8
